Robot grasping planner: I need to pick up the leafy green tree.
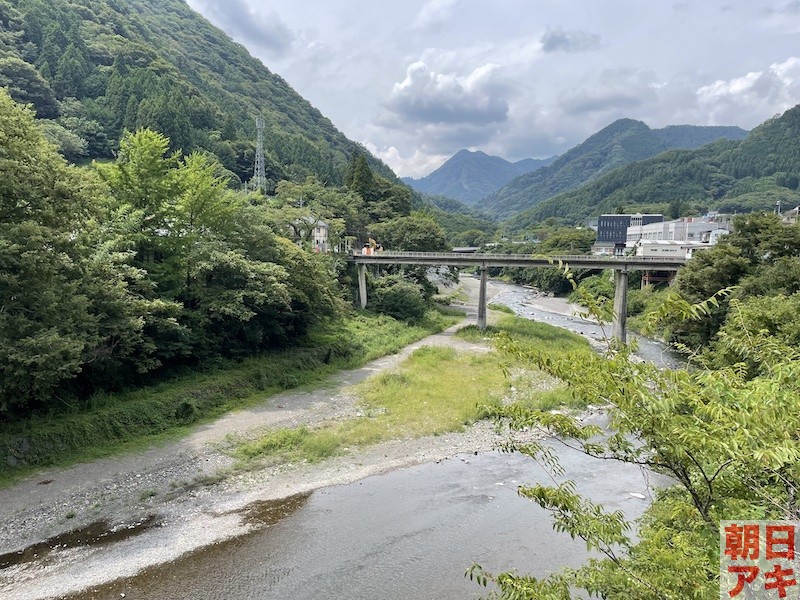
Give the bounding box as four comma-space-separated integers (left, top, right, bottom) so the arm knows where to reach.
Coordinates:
369, 212, 447, 252
672, 213, 800, 348
369, 275, 428, 321
95, 128, 180, 271
0, 56, 59, 117
271, 178, 363, 249
39, 118, 88, 161
472, 285, 800, 599
0, 90, 176, 414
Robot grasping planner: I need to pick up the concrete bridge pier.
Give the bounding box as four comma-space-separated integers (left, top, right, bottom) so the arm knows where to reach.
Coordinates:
612, 268, 628, 343
358, 264, 367, 309
477, 266, 488, 330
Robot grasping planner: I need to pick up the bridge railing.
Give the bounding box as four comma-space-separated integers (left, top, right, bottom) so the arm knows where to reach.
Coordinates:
350, 251, 686, 264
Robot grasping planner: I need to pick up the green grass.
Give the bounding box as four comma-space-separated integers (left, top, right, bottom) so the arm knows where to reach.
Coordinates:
233, 346, 507, 465
456, 313, 590, 357
488, 302, 514, 314
0, 309, 462, 487
233, 317, 593, 467
433, 286, 469, 305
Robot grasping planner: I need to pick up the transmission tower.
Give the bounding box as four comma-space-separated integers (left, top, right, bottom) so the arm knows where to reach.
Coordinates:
253, 116, 267, 194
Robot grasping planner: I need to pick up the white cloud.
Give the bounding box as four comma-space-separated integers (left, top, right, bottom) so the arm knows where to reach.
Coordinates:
366, 144, 449, 178
540, 28, 601, 53
559, 68, 659, 117
384, 61, 510, 126
696, 57, 800, 124
413, 0, 460, 31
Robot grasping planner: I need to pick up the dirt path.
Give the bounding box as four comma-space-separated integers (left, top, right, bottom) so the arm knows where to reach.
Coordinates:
0, 276, 511, 600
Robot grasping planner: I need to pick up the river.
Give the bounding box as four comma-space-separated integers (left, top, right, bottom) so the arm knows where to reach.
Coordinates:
71, 435, 654, 600
62, 281, 673, 600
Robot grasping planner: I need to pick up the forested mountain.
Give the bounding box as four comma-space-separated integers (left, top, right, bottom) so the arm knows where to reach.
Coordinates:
478, 120, 749, 220
653, 124, 748, 149
506, 105, 800, 230
402, 149, 555, 205
0, 0, 394, 186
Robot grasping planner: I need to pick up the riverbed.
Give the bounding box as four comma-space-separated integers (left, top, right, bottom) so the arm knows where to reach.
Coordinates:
1, 279, 670, 600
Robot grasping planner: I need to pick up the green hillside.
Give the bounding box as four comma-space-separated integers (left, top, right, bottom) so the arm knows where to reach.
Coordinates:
506, 106, 800, 230
0, 0, 393, 185
478, 119, 670, 219
478, 120, 749, 220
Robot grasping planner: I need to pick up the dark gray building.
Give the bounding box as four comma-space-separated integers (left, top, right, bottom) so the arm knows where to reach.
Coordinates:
594, 213, 663, 254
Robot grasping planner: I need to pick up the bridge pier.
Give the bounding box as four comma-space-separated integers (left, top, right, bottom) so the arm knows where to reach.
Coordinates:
358, 264, 367, 309
477, 266, 488, 330
612, 268, 628, 343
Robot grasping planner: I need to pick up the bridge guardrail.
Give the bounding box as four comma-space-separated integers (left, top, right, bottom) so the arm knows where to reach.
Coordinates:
349, 251, 686, 264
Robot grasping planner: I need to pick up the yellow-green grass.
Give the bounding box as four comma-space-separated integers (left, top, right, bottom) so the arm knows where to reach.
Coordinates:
233, 346, 507, 465
456, 313, 590, 357
233, 317, 592, 466
487, 302, 515, 314
0, 309, 462, 487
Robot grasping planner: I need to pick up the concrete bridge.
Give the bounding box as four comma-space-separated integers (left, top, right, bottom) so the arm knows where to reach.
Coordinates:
348, 251, 687, 342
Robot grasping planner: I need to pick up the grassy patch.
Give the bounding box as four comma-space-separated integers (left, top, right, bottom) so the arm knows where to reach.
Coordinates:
233, 346, 507, 466
0, 309, 461, 487
456, 313, 590, 357
233, 320, 592, 467
488, 302, 514, 314
433, 286, 469, 305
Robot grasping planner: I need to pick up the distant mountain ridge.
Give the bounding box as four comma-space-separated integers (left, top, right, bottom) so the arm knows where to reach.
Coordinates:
504, 106, 800, 230
477, 120, 749, 219
402, 149, 556, 205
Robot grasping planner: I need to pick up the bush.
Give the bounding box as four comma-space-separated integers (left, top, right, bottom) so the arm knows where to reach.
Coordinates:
369, 275, 428, 321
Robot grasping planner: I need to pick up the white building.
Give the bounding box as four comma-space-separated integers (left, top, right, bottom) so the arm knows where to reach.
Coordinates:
290, 217, 330, 252
626, 216, 732, 259
626, 216, 731, 244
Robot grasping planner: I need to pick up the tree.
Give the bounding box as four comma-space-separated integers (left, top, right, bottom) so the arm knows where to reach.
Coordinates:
95, 128, 180, 272
0, 56, 59, 117
0, 90, 176, 414
471, 284, 800, 599
369, 212, 447, 252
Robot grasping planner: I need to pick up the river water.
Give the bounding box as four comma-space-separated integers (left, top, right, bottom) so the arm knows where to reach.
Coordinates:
74, 439, 655, 600
69, 282, 674, 600
490, 281, 683, 369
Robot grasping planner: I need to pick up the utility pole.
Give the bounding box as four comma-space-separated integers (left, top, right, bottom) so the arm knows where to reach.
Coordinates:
253, 116, 266, 194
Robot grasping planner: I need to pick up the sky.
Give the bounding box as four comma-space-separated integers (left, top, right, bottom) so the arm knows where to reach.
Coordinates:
185, 0, 800, 178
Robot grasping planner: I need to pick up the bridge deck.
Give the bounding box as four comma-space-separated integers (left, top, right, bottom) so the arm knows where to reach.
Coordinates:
348, 251, 685, 271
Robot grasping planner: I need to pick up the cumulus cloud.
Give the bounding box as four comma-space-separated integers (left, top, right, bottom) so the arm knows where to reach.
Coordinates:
366, 144, 449, 179
186, 0, 294, 57
384, 61, 510, 126
696, 57, 800, 124
413, 0, 460, 31
540, 28, 601, 53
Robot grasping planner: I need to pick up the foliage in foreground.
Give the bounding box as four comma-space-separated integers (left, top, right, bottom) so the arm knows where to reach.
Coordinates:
470, 276, 800, 599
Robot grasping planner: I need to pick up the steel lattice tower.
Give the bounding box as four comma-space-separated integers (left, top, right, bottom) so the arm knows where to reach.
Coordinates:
253, 116, 266, 193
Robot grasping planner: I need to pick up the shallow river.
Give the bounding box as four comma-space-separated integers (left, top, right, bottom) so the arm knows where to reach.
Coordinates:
74, 440, 654, 600
490, 281, 683, 369
71, 282, 674, 600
